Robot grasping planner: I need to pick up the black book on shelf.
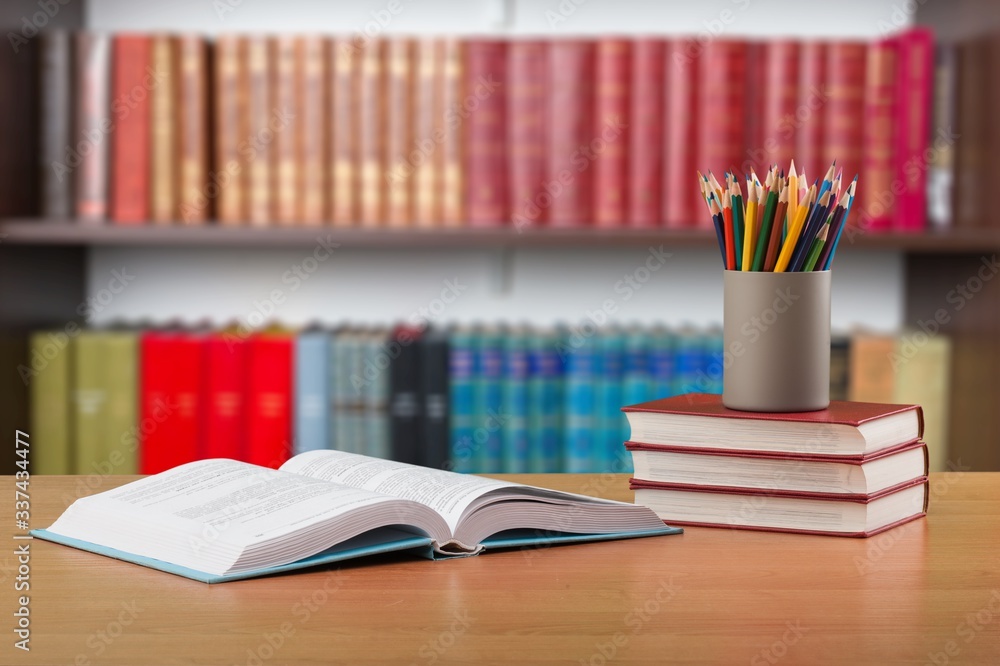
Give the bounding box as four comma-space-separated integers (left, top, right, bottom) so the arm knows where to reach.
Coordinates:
419, 328, 451, 470
389, 325, 424, 465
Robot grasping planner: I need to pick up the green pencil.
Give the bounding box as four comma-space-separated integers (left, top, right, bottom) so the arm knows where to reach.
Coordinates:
751, 169, 779, 271
801, 224, 829, 272
731, 181, 743, 271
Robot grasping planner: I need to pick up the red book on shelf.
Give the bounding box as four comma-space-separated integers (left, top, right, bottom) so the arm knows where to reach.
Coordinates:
893, 27, 934, 232
464, 40, 507, 227
748, 41, 800, 178
546, 40, 595, 227
663, 39, 701, 228
507, 40, 547, 230
627, 39, 664, 228
109, 35, 150, 224
695, 41, 747, 185
75, 33, 111, 222
140, 332, 202, 474
796, 41, 827, 186
298, 36, 327, 226
593, 38, 629, 228
859, 38, 898, 232
244, 333, 293, 468
176, 35, 209, 225
201, 334, 246, 461
824, 41, 866, 217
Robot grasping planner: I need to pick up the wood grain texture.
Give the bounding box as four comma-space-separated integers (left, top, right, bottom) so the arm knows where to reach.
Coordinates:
5, 472, 1000, 665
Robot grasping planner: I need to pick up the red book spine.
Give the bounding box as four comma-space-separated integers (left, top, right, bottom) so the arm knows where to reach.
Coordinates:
797, 42, 827, 185
201, 335, 245, 461
824, 42, 866, 207
109, 36, 150, 224
244, 334, 292, 468
696, 41, 747, 191
546, 40, 595, 227
594, 38, 630, 228
751, 41, 800, 177
140, 332, 201, 474
507, 40, 547, 230
860, 39, 898, 232
464, 40, 507, 227
663, 39, 701, 228
893, 28, 934, 232
628, 39, 666, 228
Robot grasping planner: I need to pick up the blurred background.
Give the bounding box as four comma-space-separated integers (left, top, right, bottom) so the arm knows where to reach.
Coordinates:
1, 0, 997, 479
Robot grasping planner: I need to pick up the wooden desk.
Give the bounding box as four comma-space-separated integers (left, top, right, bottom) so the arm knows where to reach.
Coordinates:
5, 473, 1000, 665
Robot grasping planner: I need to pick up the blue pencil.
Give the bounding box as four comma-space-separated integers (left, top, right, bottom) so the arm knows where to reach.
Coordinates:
822, 176, 858, 270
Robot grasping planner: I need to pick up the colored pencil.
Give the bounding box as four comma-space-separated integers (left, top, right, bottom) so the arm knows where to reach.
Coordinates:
709, 196, 726, 267
763, 185, 789, 272
802, 224, 829, 272
742, 179, 757, 271
730, 176, 743, 270
823, 175, 857, 270
774, 186, 814, 272
722, 194, 735, 270
751, 169, 779, 271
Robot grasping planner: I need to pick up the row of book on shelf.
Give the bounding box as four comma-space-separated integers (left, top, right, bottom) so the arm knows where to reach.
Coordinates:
22, 28, 951, 231
26, 323, 951, 478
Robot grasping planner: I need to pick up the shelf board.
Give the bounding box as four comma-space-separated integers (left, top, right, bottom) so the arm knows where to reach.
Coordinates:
2, 219, 999, 253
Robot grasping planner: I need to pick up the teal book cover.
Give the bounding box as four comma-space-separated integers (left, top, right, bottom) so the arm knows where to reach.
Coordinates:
527, 330, 563, 473
502, 329, 530, 473
596, 329, 625, 473
448, 327, 476, 473
294, 330, 331, 455
563, 331, 596, 473
474, 328, 503, 473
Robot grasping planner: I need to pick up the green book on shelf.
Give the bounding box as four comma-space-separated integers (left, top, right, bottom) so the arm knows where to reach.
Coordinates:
73, 332, 107, 476
29, 331, 73, 474
103, 331, 139, 475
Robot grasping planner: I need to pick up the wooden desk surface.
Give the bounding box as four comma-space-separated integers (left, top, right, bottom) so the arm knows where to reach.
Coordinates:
4, 473, 1000, 665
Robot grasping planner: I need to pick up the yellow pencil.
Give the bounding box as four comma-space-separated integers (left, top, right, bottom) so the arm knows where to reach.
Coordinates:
788, 160, 799, 225
774, 185, 815, 272
742, 179, 757, 271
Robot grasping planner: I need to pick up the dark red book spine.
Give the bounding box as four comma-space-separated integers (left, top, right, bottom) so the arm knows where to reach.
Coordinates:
244, 334, 292, 468
750, 41, 800, 178
695, 41, 747, 193
893, 28, 934, 232
663, 39, 701, 228
507, 40, 547, 230
201, 335, 245, 461
824, 42, 866, 202
593, 38, 630, 228
109, 35, 150, 224
796, 42, 827, 185
140, 332, 201, 474
627, 39, 665, 227
546, 40, 595, 227
859, 38, 898, 232
464, 40, 507, 227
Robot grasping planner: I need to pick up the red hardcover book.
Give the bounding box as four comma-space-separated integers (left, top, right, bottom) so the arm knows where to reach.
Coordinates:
244, 333, 293, 468
546, 40, 595, 227
622, 393, 923, 457
796, 42, 827, 185
859, 38, 898, 232
748, 41, 799, 178
201, 334, 245, 461
663, 39, 701, 228
507, 40, 547, 230
594, 38, 630, 228
629, 475, 928, 538
464, 40, 507, 227
628, 39, 665, 228
695, 41, 747, 184
75, 33, 111, 222
824, 42, 866, 208
109, 35, 150, 224
139, 332, 202, 474
893, 27, 934, 232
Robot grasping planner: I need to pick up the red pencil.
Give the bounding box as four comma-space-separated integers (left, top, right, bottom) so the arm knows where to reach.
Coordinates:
722, 195, 735, 269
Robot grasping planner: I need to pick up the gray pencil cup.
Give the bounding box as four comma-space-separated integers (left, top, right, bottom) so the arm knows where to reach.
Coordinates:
722, 270, 831, 412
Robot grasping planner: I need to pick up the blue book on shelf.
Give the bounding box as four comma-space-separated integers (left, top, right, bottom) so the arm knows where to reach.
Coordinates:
294, 331, 331, 455
622, 328, 652, 447
672, 328, 703, 397
563, 331, 596, 473
649, 327, 676, 400
474, 328, 504, 473
363, 330, 391, 460
528, 330, 563, 473
448, 328, 477, 473
502, 330, 530, 473
595, 329, 625, 473
703, 328, 724, 395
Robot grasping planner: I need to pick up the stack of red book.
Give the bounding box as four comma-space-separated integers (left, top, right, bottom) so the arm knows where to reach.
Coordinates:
622, 394, 928, 537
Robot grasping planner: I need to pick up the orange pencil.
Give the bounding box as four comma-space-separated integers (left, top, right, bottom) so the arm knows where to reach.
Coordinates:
764, 185, 789, 271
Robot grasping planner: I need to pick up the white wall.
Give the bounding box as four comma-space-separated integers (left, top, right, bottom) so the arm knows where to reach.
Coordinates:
85, 0, 912, 332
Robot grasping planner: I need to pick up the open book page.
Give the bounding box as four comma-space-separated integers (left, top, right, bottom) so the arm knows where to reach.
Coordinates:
280, 450, 520, 537
46, 459, 449, 575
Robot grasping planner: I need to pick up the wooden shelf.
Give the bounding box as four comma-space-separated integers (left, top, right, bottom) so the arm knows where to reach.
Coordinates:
3, 219, 1000, 252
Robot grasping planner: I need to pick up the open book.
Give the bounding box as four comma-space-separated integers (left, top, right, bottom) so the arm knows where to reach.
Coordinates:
34, 450, 680, 583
